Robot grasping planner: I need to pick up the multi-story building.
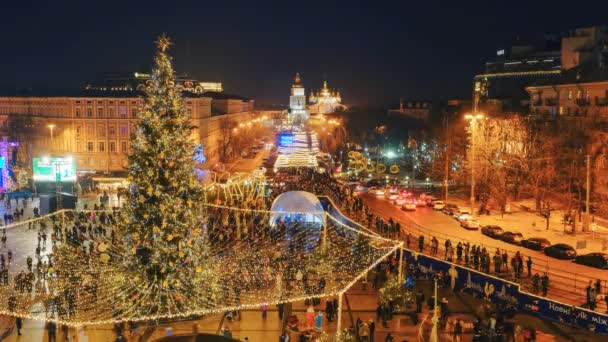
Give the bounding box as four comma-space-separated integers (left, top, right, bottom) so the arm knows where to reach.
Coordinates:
473, 33, 563, 114
0, 75, 255, 174
288, 73, 309, 124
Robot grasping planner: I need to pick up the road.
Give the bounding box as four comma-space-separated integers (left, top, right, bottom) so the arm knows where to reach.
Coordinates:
361, 194, 608, 310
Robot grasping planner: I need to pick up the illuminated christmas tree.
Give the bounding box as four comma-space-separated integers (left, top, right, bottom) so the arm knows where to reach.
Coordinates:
120, 34, 207, 306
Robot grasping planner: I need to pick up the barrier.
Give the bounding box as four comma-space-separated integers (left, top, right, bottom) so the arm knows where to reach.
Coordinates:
403, 250, 608, 335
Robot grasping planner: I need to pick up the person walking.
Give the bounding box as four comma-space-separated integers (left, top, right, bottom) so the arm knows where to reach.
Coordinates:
526, 257, 533, 277
541, 273, 549, 297
368, 319, 375, 342
47, 322, 57, 342
453, 319, 462, 342
16, 317, 22, 336
415, 290, 424, 313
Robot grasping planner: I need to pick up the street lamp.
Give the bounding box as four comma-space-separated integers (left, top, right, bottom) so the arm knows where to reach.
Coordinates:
465, 113, 484, 214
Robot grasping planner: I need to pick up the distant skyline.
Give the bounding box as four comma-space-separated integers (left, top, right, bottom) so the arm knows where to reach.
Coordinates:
2, 0, 607, 106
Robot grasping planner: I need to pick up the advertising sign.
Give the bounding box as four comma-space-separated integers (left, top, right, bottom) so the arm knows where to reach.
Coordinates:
402, 249, 608, 335
33, 157, 77, 182
279, 133, 294, 147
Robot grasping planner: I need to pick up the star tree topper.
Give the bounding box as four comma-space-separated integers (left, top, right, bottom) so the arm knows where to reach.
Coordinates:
156, 34, 172, 52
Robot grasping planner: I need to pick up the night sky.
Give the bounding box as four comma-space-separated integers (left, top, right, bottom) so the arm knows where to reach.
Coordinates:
2, 1, 607, 106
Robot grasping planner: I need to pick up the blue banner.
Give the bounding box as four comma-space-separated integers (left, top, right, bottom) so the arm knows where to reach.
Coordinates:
403, 250, 608, 335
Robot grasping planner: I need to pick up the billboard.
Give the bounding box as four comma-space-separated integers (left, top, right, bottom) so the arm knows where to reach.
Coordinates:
279, 133, 294, 147
33, 157, 77, 182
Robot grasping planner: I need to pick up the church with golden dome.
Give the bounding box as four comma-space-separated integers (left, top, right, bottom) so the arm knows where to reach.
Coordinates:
308, 80, 347, 114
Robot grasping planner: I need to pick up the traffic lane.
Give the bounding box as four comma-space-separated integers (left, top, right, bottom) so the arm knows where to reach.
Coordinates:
362, 195, 608, 287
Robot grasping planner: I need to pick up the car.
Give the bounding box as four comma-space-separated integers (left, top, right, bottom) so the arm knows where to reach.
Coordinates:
426, 197, 438, 206
481, 225, 504, 238
456, 210, 471, 222
461, 218, 480, 230
387, 186, 400, 194
574, 253, 608, 269
402, 201, 417, 211
521, 237, 551, 251
394, 196, 408, 206
433, 201, 445, 210
385, 193, 399, 201
354, 184, 367, 193
369, 187, 385, 196
443, 204, 458, 216
544, 243, 577, 260
415, 199, 426, 207
500, 232, 524, 245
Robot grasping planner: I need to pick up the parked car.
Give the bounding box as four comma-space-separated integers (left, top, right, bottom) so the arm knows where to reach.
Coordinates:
456, 210, 471, 222
481, 225, 504, 238
574, 253, 608, 269
402, 201, 417, 211
433, 201, 445, 210
369, 187, 385, 196
544, 243, 577, 260
500, 232, 524, 245
461, 218, 480, 230
443, 204, 459, 216
521, 237, 551, 251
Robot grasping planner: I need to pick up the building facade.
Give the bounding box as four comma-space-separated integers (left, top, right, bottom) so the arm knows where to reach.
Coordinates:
288, 73, 309, 124
0, 89, 255, 173
308, 81, 346, 114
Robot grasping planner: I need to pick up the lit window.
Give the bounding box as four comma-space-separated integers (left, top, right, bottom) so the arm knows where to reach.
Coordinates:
99, 142, 105, 152
559, 106, 564, 115
568, 90, 573, 100
120, 125, 128, 136
87, 142, 94, 152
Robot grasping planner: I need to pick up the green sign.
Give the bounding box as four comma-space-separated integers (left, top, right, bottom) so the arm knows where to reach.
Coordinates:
33, 157, 77, 182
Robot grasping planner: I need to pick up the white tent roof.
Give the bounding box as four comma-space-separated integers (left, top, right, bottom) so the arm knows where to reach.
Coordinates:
269, 191, 324, 225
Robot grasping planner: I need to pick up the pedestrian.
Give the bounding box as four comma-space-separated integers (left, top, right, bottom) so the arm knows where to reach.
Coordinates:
368, 319, 375, 342
418, 235, 424, 252
595, 278, 601, 296
541, 273, 549, 296
526, 256, 532, 277
456, 242, 463, 262
16, 317, 22, 336
415, 290, 424, 313
261, 302, 268, 319
590, 286, 597, 311
586, 281, 593, 307
384, 333, 394, 342
605, 295, 608, 314
47, 322, 57, 342
452, 319, 462, 342
532, 273, 540, 293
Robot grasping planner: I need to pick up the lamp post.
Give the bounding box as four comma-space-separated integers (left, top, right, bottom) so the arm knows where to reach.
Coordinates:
465, 113, 484, 215
430, 277, 439, 342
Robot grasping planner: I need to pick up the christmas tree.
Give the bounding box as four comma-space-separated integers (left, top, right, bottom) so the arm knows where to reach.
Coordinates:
120, 34, 207, 306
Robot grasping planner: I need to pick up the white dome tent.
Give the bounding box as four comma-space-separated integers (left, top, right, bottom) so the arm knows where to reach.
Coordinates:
269, 191, 325, 226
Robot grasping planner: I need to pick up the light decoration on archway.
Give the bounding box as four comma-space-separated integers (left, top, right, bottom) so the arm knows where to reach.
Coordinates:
0, 204, 401, 327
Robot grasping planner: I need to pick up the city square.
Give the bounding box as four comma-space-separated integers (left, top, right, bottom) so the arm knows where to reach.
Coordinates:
1, 2, 608, 342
